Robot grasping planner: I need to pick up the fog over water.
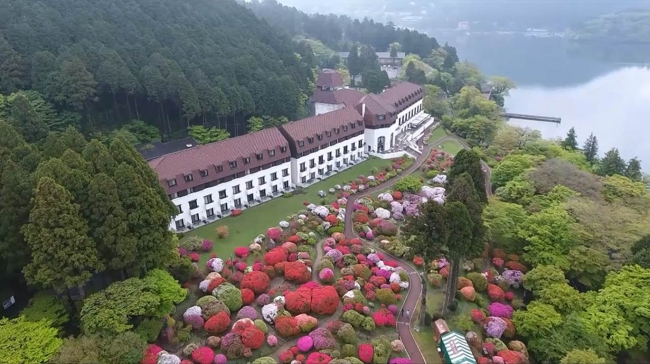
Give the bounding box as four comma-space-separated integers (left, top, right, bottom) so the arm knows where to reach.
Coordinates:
506, 67, 650, 171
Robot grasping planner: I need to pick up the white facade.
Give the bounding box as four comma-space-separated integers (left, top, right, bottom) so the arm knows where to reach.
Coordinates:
169, 161, 293, 230
314, 102, 344, 116
364, 99, 424, 153
291, 134, 366, 186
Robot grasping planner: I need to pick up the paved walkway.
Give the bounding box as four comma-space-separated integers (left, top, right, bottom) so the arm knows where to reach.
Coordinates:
341, 125, 493, 364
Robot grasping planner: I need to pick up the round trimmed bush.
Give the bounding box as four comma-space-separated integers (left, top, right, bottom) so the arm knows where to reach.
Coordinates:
240, 271, 270, 295
467, 272, 488, 292
215, 283, 243, 311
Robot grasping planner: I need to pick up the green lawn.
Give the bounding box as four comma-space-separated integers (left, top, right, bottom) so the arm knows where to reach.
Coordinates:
435, 139, 463, 156
184, 157, 392, 261
428, 127, 449, 145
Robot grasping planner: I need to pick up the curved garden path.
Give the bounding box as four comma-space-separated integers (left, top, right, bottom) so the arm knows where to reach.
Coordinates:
341, 125, 492, 364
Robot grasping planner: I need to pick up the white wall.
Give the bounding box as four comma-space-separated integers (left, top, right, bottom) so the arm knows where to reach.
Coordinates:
314, 102, 344, 116
169, 162, 292, 230
364, 100, 424, 152
293, 134, 366, 185
368, 150, 416, 160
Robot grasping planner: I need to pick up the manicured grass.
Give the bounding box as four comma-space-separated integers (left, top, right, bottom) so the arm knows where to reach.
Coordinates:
412, 303, 443, 364
428, 127, 448, 145
184, 157, 392, 262
437, 139, 463, 156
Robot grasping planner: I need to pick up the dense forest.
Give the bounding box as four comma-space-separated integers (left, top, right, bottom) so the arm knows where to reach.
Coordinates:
243, 0, 439, 59
567, 9, 650, 43
0, 0, 318, 140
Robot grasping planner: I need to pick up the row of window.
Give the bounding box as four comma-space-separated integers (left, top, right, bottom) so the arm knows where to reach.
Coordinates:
167, 147, 288, 187
178, 170, 289, 212
175, 183, 289, 229
398, 104, 423, 126
298, 140, 362, 172
299, 155, 358, 183
297, 121, 361, 147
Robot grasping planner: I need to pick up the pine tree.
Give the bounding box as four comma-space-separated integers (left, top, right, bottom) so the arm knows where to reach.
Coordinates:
82, 139, 117, 175
346, 44, 362, 79
402, 200, 450, 263
447, 149, 488, 204
561, 127, 578, 150
7, 94, 50, 144
597, 148, 627, 176
247, 116, 264, 132
625, 157, 643, 181
582, 133, 599, 164
34, 157, 92, 210
87, 173, 136, 274
442, 201, 474, 317
113, 163, 176, 272
23, 177, 103, 293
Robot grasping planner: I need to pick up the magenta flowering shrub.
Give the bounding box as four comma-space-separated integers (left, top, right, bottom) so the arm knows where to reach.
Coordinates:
366, 230, 375, 240
256, 294, 271, 306
488, 303, 514, 319
214, 354, 228, 364
308, 327, 336, 350
266, 335, 278, 346
201, 240, 214, 252
389, 359, 413, 364
367, 254, 380, 264
484, 317, 507, 338
319, 268, 335, 283
325, 249, 343, 262
236, 306, 258, 320
297, 336, 314, 352
501, 270, 524, 288
387, 304, 398, 315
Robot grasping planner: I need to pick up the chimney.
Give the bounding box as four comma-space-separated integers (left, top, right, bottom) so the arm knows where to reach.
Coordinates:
362, 103, 366, 118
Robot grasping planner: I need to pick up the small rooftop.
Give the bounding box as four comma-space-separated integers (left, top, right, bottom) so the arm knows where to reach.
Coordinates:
280, 107, 363, 142
137, 137, 198, 161
377, 81, 423, 107
316, 69, 344, 88
312, 88, 365, 107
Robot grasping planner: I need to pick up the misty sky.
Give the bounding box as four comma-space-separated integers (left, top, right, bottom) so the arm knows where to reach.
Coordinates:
506, 66, 650, 171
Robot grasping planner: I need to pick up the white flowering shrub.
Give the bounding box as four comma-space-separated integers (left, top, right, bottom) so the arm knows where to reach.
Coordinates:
335, 184, 342, 190
274, 296, 285, 305
375, 208, 391, 219
183, 306, 202, 319
329, 188, 335, 193
391, 201, 403, 213
368, 176, 376, 181
307, 203, 317, 211
157, 353, 181, 364
343, 291, 355, 300
279, 220, 290, 228
377, 261, 386, 268
206, 272, 221, 280
313, 206, 329, 217
207, 258, 224, 273
343, 185, 351, 191
249, 242, 262, 252
433, 174, 447, 184
254, 234, 265, 244
359, 185, 365, 191
337, 198, 347, 205
318, 190, 327, 197
433, 196, 445, 205
389, 272, 402, 284
199, 280, 210, 292
262, 303, 279, 323
298, 214, 307, 219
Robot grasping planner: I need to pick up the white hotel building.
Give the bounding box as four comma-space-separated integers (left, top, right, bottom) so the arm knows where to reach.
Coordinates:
148, 70, 427, 231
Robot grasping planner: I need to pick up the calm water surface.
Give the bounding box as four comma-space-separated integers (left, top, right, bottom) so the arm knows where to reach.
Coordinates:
440, 34, 650, 170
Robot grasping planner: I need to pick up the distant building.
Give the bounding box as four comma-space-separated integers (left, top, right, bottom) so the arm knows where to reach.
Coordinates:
338, 51, 406, 66
457, 21, 469, 31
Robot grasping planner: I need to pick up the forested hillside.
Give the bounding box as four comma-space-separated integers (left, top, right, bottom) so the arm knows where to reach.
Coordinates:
0, 0, 315, 139
243, 0, 439, 58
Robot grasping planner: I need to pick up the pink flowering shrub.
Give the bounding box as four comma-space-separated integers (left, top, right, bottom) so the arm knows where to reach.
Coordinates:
267, 335, 278, 346
201, 240, 214, 252
358, 343, 374, 363
308, 327, 336, 350
297, 336, 314, 352
267, 227, 282, 240
319, 268, 335, 283
488, 302, 514, 318
235, 247, 249, 258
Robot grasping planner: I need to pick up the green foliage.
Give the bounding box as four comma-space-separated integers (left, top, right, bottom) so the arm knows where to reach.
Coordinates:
187, 125, 230, 145
582, 133, 599, 164
448, 149, 488, 204
0, 316, 63, 364
20, 292, 70, 332
51, 332, 147, 364
482, 198, 527, 254
393, 175, 423, 193
523, 265, 567, 293
403, 201, 449, 262
495, 174, 536, 205
518, 206, 575, 270
214, 283, 243, 311
134, 317, 164, 343
561, 127, 579, 150
491, 154, 543, 188
342, 310, 365, 328
597, 148, 627, 176
512, 301, 563, 338
560, 349, 607, 364
466, 272, 488, 292
449, 314, 475, 333
602, 174, 647, 202
80, 269, 185, 335
566, 246, 610, 289
631, 235, 650, 268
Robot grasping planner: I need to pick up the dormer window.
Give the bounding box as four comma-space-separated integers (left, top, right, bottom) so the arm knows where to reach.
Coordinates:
298, 141, 305, 147
243, 157, 250, 164
280, 146, 287, 153
335, 128, 340, 134
217, 165, 223, 172
308, 137, 314, 143
256, 153, 263, 160
229, 161, 237, 168
184, 174, 193, 182
168, 179, 177, 187
269, 149, 276, 156
317, 133, 323, 140
357, 120, 363, 126
326, 131, 332, 137
378, 114, 386, 120
343, 125, 348, 131
200, 169, 209, 177
351, 122, 356, 129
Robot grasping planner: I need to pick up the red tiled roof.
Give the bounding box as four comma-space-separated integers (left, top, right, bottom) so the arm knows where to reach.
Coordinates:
357, 93, 396, 115
316, 69, 344, 88
312, 89, 338, 104
148, 128, 289, 180
333, 89, 365, 107
280, 107, 363, 142
378, 81, 423, 107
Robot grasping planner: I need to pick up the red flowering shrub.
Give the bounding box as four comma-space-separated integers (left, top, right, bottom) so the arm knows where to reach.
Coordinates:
458, 277, 473, 289
478, 357, 490, 364
492, 257, 504, 268
505, 291, 515, 301
241, 288, 255, 305
267, 227, 282, 241
471, 309, 486, 323
370, 276, 387, 287
505, 261, 528, 273
483, 342, 496, 355
141, 344, 163, 364
191, 347, 215, 364
231, 209, 242, 217
288, 235, 302, 243
232, 320, 265, 349
285, 288, 313, 314
306, 352, 332, 364
369, 218, 382, 228
372, 309, 396, 327
207, 277, 226, 293
262, 265, 276, 278
311, 286, 340, 315
497, 350, 526, 364
353, 211, 369, 223
325, 215, 339, 226
189, 252, 200, 262
264, 247, 288, 266
279, 349, 294, 364
440, 266, 449, 278
240, 271, 270, 295
284, 261, 311, 283
274, 262, 286, 275
204, 311, 230, 334
413, 256, 424, 266
358, 343, 374, 363
487, 284, 505, 302
392, 191, 403, 200
234, 247, 249, 258
275, 315, 300, 337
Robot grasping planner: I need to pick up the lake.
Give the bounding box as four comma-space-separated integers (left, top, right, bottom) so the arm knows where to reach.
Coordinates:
438, 33, 650, 170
